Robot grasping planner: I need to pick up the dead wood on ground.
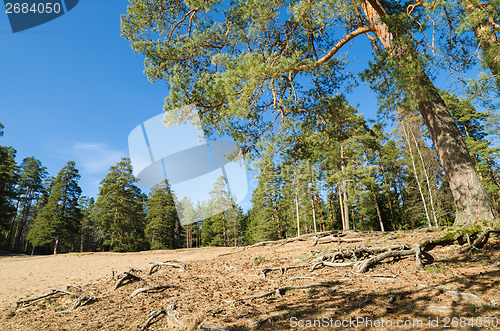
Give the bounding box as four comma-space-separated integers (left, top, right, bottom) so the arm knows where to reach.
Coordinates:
141, 304, 186, 330
15, 289, 77, 310
113, 272, 142, 290
260, 264, 310, 279
70, 295, 97, 310
130, 285, 179, 298
148, 261, 187, 275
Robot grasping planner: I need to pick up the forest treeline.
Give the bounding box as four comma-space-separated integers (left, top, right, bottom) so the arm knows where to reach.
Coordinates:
2, 0, 500, 253
1, 92, 499, 254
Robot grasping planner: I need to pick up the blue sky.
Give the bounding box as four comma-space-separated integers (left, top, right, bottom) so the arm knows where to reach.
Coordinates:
0, 1, 379, 209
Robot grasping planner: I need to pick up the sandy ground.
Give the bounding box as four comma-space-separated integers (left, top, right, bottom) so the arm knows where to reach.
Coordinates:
1, 231, 499, 330
0, 247, 234, 311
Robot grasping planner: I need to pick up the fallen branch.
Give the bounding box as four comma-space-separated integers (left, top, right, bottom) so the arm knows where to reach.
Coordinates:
225, 283, 334, 303
15, 289, 76, 309
70, 295, 97, 310
113, 272, 142, 290
148, 261, 187, 275
130, 285, 179, 298
418, 284, 487, 305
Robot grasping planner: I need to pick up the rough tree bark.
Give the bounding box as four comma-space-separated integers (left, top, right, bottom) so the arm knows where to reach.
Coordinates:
359, 0, 497, 226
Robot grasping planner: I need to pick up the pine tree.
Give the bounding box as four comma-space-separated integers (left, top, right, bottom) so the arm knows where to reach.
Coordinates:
78, 196, 96, 252
0, 145, 18, 246
121, 0, 497, 227
145, 180, 182, 250
9, 157, 47, 252
93, 158, 146, 252
27, 161, 82, 254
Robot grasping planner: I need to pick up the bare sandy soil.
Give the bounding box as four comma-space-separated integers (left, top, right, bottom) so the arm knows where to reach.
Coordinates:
1, 230, 499, 330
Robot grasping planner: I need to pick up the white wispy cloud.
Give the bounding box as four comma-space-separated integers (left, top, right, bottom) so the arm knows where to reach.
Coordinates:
71, 142, 125, 174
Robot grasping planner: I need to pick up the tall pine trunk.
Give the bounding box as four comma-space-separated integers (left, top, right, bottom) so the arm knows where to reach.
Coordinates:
360, 0, 497, 226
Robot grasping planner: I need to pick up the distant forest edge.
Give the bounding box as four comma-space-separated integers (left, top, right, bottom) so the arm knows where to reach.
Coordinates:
1, 93, 499, 254
3, 0, 500, 253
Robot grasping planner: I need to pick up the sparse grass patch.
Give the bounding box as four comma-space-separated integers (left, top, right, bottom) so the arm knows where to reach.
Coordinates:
423, 263, 446, 274
252, 256, 267, 265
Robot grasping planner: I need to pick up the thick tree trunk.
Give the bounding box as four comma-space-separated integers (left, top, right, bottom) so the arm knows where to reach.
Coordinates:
360, 0, 497, 226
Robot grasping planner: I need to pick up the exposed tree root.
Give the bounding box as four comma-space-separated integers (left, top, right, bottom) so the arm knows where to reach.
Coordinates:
310, 236, 364, 246
309, 261, 359, 271
249, 310, 292, 329
70, 295, 97, 310
418, 284, 487, 305
218, 231, 339, 257
148, 261, 187, 275
261, 265, 310, 279
459, 228, 500, 254
66, 284, 84, 294
129, 265, 141, 273
113, 272, 142, 290
311, 245, 408, 264
141, 304, 186, 330
197, 324, 233, 331
288, 276, 316, 281
166, 304, 186, 329
356, 249, 417, 273
225, 283, 334, 303
15, 289, 77, 310
141, 308, 167, 330
248, 308, 320, 329
130, 284, 179, 298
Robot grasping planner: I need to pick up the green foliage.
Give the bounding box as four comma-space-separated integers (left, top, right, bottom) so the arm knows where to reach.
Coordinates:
27, 161, 82, 254
93, 158, 147, 252
200, 177, 245, 246
10, 157, 47, 252
145, 180, 182, 249
0, 145, 18, 243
